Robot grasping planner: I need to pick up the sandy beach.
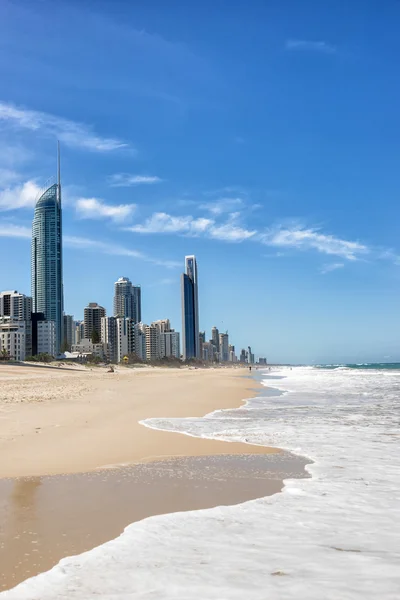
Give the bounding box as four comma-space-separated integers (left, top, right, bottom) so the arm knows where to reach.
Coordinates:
0, 363, 306, 591
0, 364, 276, 478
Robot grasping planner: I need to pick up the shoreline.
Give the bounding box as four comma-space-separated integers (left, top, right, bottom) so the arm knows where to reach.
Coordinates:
0, 364, 304, 592
0, 365, 277, 479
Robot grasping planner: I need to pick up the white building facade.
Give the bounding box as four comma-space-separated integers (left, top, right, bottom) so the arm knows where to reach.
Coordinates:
0, 320, 26, 361
37, 320, 56, 356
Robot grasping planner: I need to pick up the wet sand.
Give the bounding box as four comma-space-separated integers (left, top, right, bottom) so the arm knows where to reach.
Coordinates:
0, 452, 311, 591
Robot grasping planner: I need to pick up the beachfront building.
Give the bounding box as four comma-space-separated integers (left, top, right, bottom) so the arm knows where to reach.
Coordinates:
164, 331, 180, 359
0, 320, 26, 361
72, 338, 106, 360
84, 303, 106, 341
211, 326, 220, 353
101, 316, 118, 362
74, 321, 84, 344
145, 324, 160, 361
202, 341, 215, 362
219, 332, 229, 362
63, 314, 75, 350
31, 146, 64, 354
0, 290, 32, 356
116, 317, 135, 363
181, 255, 200, 360
248, 345, 255, 365
239, 348, 247, 363
133, 323, 147, 361
113, 277, 141, 323
36, 320, 56, 357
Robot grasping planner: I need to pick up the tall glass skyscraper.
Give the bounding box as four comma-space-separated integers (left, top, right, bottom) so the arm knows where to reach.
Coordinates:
181, 255, 200, 360
31, 146, 63, 353
113, 277, 141, 323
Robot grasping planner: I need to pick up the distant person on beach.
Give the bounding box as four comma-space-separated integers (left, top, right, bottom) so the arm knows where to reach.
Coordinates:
249, 366, 252, 372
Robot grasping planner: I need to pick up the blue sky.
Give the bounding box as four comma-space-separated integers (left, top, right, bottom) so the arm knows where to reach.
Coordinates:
1, 0, 400, 364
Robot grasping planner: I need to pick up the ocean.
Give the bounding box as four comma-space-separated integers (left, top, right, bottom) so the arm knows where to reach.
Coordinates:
3, 365, 400, 599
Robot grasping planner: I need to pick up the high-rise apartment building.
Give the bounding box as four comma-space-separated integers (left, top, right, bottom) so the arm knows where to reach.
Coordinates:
101, 316, 118, 363
164, 331, 180, 359
63, 314, 74, 350
84, 303, 106, 340
0, 291, 32, 321
181, 255, 200, 360
202, 341, 215, 362
113, 277, 141, 323
219, 332, 229, 362
37, 320, 56, 356
0, 290, 32, 356
134, 322, 147, 361
31, 145, 63, 353
211, 326, 220, 353
145, 324, 160, 361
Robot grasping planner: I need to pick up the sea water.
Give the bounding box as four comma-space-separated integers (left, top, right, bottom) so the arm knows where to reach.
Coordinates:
2, 366, 400, 599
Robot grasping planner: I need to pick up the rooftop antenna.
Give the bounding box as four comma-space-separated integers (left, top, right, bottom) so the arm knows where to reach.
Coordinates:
57, 140, 61, 205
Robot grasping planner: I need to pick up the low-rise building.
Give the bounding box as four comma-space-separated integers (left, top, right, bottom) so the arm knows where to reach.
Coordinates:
0, 319, 26, 361
72, 338, 106, 360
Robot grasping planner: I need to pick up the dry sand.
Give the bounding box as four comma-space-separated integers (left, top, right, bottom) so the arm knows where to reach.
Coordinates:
0, 363, 276, 478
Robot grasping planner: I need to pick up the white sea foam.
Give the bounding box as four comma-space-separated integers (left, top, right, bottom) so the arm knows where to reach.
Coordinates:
2, 367, 400, 599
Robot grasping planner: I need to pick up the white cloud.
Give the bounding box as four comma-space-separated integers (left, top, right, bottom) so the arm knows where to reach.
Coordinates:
128, 212, 212, 235
209, 222, 256, 242
0, 180, 41, 211
285, 39, 336, 54
320, 262, 345, 275
0, 102, 128, 152
200, 197, 244, 215
128, 211, 255, 242
109, 174, 162, 187
260, 226, 368, 260
75, 198, 137, 222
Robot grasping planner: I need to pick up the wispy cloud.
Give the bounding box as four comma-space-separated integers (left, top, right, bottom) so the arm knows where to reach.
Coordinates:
0, 180, 41, 211
75, 198, 137, 222
108, 173, 162, 187
0, 221, 178, 268
285, 39, 337, 54
127, 211, 255, 242
260, 226, 368, 261
0, 102, 129, 152
128, 212, 212, 235
320, 262, 345, 275
200, 197, 244, 215
64, 236, 179, 268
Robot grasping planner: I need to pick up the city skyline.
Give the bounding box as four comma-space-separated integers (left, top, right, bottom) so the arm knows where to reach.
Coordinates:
1, 1, 400, 363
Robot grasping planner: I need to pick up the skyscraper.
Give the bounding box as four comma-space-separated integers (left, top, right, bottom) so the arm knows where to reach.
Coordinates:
181, 255, 200, 360
113, 277, 141, 323
211, 326, 220, 353
31, 144, 63, 353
